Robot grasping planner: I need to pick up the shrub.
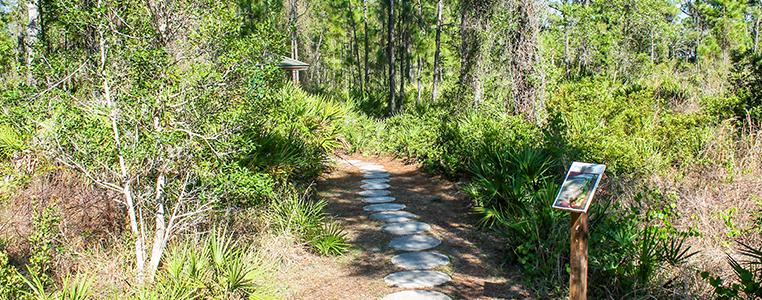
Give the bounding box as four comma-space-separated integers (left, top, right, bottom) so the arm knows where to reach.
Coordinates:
268, 191, 349, 256
143, 229, 276, 299
547, 78, 718, 175
0, 247, 24, 299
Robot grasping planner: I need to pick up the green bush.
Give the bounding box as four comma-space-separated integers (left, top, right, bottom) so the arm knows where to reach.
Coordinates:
141, 229, 277, 299
268, 191, 348, 256
0, 247, 24, 299
547, 78, 717, 175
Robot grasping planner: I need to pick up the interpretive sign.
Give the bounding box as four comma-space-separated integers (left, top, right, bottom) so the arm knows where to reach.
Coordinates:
552, 162, 606, 213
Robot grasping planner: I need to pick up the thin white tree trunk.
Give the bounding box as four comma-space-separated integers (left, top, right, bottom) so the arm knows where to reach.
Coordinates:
26, 0, 39, 85
98, 0, 145, 283
147, 172, 166, 282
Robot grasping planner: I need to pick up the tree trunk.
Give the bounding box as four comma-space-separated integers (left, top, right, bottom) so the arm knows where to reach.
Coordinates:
26, 0, 40, 85
432, 0, 443, 101
363, 0, 370, 88
388, 0, 396, 115
416, 56, 422, 104
398, 2, 405, 111
289, 0, 300, 84
146, 172, 166, 283
348, 0, 364, 93
510, 0, 541, 122
98, 0, 145, 282
754, 14, 760, 54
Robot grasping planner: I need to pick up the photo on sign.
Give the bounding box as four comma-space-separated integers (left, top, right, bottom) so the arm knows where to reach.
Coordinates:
552, 162, 605, 213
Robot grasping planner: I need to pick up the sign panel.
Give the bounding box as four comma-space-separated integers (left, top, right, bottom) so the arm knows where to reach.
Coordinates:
552, 162, 606, 213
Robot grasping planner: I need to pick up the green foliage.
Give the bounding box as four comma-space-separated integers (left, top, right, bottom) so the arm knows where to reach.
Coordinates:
268, 192, 349, 256
140, 229, 275, 299
701, 242, 762, 300
0, 124, 24, 159
548, 78, 716, 175
0, 247, 25, 300
27, 206, 61, 287
241, 84, 346, 182
729, 50, 762, 124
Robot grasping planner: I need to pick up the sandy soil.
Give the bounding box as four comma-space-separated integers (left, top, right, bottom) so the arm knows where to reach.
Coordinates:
280, 154, 533, 300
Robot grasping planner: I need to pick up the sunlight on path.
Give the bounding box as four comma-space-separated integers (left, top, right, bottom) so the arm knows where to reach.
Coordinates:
340, 159, 453, 300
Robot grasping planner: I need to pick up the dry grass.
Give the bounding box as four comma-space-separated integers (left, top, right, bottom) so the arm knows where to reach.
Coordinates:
653, 124, 762, 295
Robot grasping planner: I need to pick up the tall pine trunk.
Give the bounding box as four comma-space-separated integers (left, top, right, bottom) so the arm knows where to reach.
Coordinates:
363, 0, 370, 88
388, 0, 396, 115
348, 0, 363, 94
432, 0, 443, 101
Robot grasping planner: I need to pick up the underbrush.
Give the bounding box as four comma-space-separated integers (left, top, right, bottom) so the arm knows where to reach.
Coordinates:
0, 82, 350, 298
340, 77, 761, 298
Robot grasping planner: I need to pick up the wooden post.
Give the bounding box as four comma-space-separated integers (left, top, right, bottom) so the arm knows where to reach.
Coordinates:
570, 212, 588, 300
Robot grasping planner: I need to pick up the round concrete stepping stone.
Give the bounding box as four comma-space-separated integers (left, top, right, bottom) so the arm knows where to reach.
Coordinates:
363, 172, 391, 179
360, 182, 391, 190
381, 290, 452, 300
384, 270, 451, 288
392, 251, 450, 270
362, 178, 391, 184
359, 189, 391, 197
381, 221, 431, 235
389, 235, 441, 251
369, 211, 419, 222
363, 203, 406, 212
361, 196, 396, 203
359, 165, 385, 171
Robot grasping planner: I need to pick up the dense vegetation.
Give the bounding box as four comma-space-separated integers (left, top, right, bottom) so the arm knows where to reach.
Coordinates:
0, 0, 761, 299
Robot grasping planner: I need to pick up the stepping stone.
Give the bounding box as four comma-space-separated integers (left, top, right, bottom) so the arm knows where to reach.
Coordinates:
361, 182, 391, 190
392, 251, 450, 270
363, 203, 406, 212
362, 196, 396, 203
359, 165, 385, 171
389, 235, 441, 251
363, 172, 391, 179
384, 270, 451, 288
362, 178, 391, 184
359, 189, 391, 197
381, 290, 452, 300
369, 211, 419, 222
381, 221, 431, 235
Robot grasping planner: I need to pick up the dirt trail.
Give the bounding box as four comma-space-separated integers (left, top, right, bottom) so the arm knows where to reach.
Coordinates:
281, 154, 532, 300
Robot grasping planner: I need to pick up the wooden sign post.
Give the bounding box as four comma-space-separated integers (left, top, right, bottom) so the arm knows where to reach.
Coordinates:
552, 162, 605, 300
569, 212, 589, 300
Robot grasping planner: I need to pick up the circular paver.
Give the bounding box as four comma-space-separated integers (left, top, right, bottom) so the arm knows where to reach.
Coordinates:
392, 251, 450, 270
381, 290, 452, 300
363, 203, 406, 212
384, 270, 451, 288
362, 196, 396, 203
369, 211, 419, 222
362, 178, 391, 184
359, 189, 391, 197
381, 221, 431, 235
363, 172, 391, 179
361, 182, 391, 190
389, 235, 441, 251
359, 165, 386, 171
